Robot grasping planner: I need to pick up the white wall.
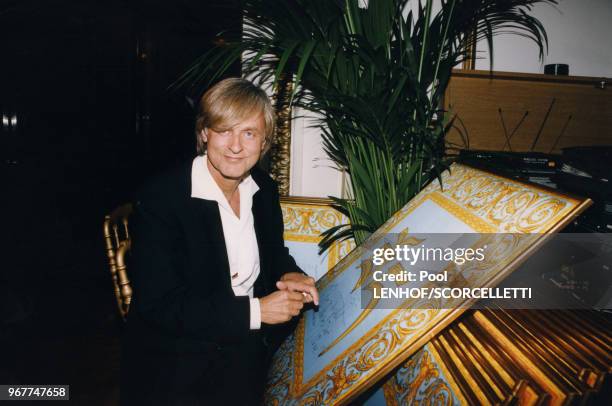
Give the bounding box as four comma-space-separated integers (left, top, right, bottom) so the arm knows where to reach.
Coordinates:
289, 108, 345, 197
475, 0, 612, 77
290, 0, 612, 198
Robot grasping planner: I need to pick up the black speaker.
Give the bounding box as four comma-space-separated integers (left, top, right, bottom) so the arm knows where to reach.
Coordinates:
544, 63, 569, 75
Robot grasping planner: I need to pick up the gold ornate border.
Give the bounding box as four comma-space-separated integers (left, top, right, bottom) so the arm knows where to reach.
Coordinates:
280, 197, 354, 272
429, 192, 497, 233
267, 163, 592, 405
269, 77, 294, 196
289, 191, 493, 398
381, 344, 467, 405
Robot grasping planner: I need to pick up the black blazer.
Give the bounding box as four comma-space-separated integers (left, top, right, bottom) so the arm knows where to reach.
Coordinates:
121, 160, 303, 404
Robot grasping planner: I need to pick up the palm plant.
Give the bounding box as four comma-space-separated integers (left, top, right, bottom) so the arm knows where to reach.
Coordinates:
176, 0, 555, 250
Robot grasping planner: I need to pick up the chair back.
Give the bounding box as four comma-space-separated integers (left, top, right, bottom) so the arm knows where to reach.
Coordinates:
103, 203, 133, 320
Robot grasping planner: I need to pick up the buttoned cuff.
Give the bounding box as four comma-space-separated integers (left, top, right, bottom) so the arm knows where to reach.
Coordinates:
249, 298, 261, 330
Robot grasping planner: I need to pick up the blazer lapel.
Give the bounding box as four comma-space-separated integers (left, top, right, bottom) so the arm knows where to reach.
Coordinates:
252, 189, 272, 296
191, 198, 232, 285
252, 191, 266, 246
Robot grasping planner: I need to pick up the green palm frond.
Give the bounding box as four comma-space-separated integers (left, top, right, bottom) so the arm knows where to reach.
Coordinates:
175, 0, 556, 250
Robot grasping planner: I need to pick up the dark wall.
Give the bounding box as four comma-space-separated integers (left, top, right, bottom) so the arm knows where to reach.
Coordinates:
0, 0, 241, 325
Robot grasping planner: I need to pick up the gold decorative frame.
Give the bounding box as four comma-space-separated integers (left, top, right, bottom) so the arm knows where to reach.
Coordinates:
269, 76, 294, 196
265, 163, 592, 405
280, 196, 355, 277
381, 343, 466, 406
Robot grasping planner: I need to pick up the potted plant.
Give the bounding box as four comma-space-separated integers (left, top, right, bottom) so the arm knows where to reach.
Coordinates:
176, 0, 555, 250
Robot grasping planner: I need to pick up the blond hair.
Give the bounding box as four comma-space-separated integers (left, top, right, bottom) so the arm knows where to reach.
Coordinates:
195, 78, 275, 155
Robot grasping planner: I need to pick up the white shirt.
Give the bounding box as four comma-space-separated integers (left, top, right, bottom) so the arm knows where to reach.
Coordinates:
190, 155, 262, 330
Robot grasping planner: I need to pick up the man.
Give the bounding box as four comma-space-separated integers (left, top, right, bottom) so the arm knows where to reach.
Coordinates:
121, 78, 318, 405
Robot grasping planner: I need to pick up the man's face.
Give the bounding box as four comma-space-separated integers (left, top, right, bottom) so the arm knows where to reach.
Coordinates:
203, 112, 267, 182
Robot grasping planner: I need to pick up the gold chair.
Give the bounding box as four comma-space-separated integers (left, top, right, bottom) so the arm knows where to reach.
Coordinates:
103, 203, 133, 320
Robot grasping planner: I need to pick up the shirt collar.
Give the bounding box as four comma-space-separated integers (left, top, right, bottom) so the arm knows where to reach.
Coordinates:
191, 155, 260, 209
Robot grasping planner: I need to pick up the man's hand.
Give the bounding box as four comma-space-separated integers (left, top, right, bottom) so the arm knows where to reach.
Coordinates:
278, 272, 319, 306
259, 288, 305, 325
